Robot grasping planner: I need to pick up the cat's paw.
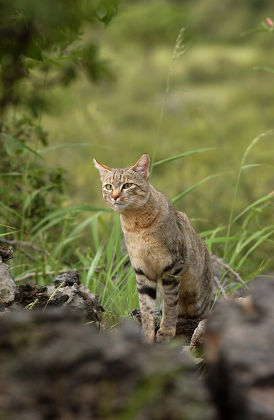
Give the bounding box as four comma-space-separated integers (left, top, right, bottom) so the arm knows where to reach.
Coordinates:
156, 328, 176, 343
143, 331, 155, 344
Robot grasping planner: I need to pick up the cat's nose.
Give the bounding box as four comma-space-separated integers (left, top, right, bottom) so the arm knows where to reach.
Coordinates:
111, 192, 120, 200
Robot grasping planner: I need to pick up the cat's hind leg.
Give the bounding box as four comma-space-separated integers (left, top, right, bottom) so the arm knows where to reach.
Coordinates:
156, 260, 184, 343
178, 262, 213, 320
135, 269, 157, 344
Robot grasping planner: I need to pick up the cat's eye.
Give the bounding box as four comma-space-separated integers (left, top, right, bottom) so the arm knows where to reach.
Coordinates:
122, 183, 133, 189
104, 184, 113, 191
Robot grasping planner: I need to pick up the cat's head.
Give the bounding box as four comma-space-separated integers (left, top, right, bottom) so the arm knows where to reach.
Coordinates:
93, 154, 150, 213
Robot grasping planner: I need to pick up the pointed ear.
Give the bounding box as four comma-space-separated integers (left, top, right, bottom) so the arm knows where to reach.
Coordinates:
93, 158, 112, 179
131, 153, 150, 180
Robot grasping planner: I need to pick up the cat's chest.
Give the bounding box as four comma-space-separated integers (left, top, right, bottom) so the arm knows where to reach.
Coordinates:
123, 229, 171, 271
124, 230, 159, 252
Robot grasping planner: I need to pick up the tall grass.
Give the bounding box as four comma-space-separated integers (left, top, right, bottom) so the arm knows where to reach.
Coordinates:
224, 129, 273, 259
2, 139, 272, 325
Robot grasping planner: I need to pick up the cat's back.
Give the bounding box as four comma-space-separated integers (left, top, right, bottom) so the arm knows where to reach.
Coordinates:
175, 209, 208, 260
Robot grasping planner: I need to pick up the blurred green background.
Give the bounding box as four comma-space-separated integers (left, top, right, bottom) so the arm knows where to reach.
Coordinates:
44, 0, 273, 262
1, 0, 273, 279
44, 1, 273, 215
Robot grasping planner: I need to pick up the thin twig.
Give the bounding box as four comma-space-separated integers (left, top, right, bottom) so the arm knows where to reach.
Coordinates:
213, 275, 227, 299
18, 248, 36, 262
211, 254, 249, 291
0, 239, 49, 256
15, 267, 97, 282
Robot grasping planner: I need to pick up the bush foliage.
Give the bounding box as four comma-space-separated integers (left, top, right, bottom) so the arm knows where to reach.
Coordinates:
0, 0, 118, 113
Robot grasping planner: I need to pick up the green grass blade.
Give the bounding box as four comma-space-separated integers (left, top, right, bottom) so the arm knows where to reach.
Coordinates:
0, 201, 23, 219
86, 246, 103, 289
52, 234, 83, 258
90, 217, 100, 249
74, 249, 90, 267
232, 194, 273, 225
224, 130, 272, 258
242, 28, 271, 36
152, 148, 215, 167
23, 185, 53, 215
37, 143, 91, 153
202, 225, 226, 252
206, 236, 238, 245
0, 230, 19, 237
111, 253, 129, 277
236, 230, 274, 271
242, 163, 274, 170
69, 213, 102, 238
31, 205, 110, 234
171, 173, 223, 204
1, 134, 42, 159
253, 66, 274, 74
199, 225, 226, 239
32, 215, 70, 239
105, 214, 122, 274
0, 172, 21, 177
230, 225, 274, 267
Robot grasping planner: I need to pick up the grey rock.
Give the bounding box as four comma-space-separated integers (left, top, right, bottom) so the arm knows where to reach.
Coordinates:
0, 308, 216, 420
14, 280, 104, 324
190, 319, 207, 352
0, 260, 16, 305
205, 276, 274, 420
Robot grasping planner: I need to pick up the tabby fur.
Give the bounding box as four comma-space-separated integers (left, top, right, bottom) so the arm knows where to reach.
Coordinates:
94, 154, 213, 343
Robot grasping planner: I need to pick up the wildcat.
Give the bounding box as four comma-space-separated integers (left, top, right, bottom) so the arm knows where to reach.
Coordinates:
94, 154, 213, 343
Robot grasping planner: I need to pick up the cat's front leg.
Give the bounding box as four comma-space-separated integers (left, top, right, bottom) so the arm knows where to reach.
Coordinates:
135, 269, 157, 344
156, 261, 183, 343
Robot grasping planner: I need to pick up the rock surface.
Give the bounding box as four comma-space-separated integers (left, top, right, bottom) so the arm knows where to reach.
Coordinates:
0, 258, 104, 325
13, 279, 104, 324
0, 257, 16, 305
190, 319, 207, 352
205, 276, 274, 420
0, 309, 216, 420
2, 248, 274, 419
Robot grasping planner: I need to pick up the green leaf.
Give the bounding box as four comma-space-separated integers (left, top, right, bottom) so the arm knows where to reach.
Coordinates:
96, 7, 107, 20
25, 42, 43, 61
43, 54, 82, 65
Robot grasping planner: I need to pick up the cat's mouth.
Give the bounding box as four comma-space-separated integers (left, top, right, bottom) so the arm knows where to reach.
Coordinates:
112, 201, 125, 207
111, 200, 129, 211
